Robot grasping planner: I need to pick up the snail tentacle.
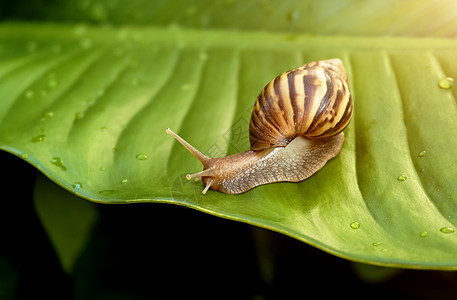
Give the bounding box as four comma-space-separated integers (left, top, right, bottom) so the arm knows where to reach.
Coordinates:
166, 128, 209, 165
202, 179, 213, 194
185, 168, 216, 181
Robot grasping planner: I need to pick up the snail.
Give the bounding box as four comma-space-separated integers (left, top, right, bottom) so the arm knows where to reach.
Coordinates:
167, 58, 353, 194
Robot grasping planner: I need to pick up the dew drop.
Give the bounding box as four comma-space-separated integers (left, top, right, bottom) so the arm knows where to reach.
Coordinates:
40, 111, 54, 122
397, 174, 407, 181
121, 178, 128, 184
418, 150, 426, 157
420, 231, 428, 238
31, 134, 45, 143
89, 168, 95, 172
72, 182, 83, 189
350, 222, 360, 229
48, 78, 57, 88
25, 90, 34, 99
440, 227, 455, 234
99, 167, 106, 172
372, 241, 381, 247
439, 77, 454, 89
99, 189, 115, 195
50, 157, 67, 171
381, 248, 388, 253
21, 153, 29, 159
420, 168, 425, 173
199, 52, 208, 61
74, 112, 84, 123
136, 154, 148, 160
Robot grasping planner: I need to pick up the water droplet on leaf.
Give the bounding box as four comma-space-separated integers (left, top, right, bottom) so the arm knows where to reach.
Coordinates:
439, 77, 454, 89
372, 242, 381, 247
50, 157, 67, 171
72, 182, 83, 189
420, 231, 428, 238
45, 111, 54, 118
199, 52, 208, 61
74, 112, 84, 123
25, 90, 34, 99
31, 134, 45, 143
121, 178, 128, 183
418, 150, 426, 157
136, 154, 148, 160
397, 174, 407, 181
440, 227, 455, 234
350, 222, 360, 229
99, 189, 115, 195
48, 79, 57, 88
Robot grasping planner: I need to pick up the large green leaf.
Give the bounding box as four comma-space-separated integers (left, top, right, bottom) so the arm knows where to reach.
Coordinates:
1, 22, 457, 270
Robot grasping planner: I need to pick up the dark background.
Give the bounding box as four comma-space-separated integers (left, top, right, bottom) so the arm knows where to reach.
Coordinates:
2, 151, 457, 299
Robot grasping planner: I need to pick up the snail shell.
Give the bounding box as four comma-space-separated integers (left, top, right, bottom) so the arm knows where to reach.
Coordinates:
167, 58, 353, 194
250, 59, 352, 150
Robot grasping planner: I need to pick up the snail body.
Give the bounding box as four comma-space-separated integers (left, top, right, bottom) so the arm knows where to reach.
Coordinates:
167, 59, 353, 194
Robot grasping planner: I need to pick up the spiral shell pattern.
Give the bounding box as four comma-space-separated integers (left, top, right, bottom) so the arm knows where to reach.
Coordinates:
249, 59, 353, 151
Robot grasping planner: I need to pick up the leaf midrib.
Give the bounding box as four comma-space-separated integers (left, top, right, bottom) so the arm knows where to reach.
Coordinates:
2, 22, 457, 52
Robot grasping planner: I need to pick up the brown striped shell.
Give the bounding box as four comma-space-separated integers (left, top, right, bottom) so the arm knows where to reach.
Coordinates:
249, 59, 353, 151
